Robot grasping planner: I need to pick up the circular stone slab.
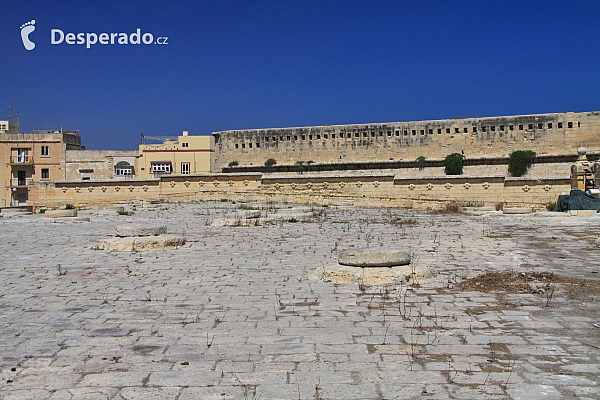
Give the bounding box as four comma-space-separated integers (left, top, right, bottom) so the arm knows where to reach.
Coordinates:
338, 247, 411, 267
115, 225, 167, 237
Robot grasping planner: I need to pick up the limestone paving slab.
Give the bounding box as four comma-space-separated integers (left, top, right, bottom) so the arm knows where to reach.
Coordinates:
0, 203, 598, 399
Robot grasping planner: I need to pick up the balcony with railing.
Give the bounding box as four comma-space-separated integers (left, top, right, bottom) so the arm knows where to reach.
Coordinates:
10, 177, 32, 188
9, 155, 34, 165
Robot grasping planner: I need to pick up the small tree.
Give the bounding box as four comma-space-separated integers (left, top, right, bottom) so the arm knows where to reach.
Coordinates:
264, 158, 277, 168
444, 153, 465, 175
228, 161, 239, 167
508, 150, 536, 177
416, 156, 427, 170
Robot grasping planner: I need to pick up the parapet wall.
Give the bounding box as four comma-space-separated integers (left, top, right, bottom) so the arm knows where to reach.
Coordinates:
28, 171, 568, 211
213, 111, 600, 171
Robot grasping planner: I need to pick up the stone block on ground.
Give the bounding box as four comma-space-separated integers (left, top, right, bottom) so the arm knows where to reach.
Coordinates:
95, 235, 185, 251
115, 225, 168, 237
502, 207, 533, 214
45, 209, 78, 218
338, 247, 410, 267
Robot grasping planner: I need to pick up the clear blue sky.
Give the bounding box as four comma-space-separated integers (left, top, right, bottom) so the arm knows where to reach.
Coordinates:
3, 0, 599, 150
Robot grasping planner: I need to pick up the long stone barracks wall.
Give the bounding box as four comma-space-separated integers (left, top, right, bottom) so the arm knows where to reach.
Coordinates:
29, 172, 569, 211
212, 111, 600, 171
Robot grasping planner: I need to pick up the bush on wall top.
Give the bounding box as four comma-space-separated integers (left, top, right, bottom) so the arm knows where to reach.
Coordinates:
508, 150, 536, 177
444, 153, 465, 175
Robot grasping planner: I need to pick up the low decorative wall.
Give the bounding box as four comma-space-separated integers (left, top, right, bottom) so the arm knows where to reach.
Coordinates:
29, 171, 568, 210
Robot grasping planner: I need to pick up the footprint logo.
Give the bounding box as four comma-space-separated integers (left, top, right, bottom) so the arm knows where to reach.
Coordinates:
20, 20, 36, 50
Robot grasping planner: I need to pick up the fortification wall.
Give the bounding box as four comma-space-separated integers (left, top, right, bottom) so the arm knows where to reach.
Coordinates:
212, 111, 600, 171
28, 171, 568, 211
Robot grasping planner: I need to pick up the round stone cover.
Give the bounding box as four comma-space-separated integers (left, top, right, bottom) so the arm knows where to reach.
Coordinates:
338, 247, 411, 267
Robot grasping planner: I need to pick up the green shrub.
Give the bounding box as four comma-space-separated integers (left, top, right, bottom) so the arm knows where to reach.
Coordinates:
287, 218, 298, 223
416, 156, 427, 170
508, 150, 536, 177
64, 204, 75, 210
228, 161, 239, 167
264, 158, 277, 168
495, 202, 504, 211
444, 153, 465, 175
546, 201, 557, 212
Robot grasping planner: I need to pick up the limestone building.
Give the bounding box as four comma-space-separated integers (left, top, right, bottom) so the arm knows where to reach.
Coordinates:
137, 131, 214, 179
212, 111, 600, 170
65, 150, 139, 181
1, 123, 84, 206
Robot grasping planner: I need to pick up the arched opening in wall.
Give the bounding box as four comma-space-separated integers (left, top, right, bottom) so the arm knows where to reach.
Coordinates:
115, 161, 134, 179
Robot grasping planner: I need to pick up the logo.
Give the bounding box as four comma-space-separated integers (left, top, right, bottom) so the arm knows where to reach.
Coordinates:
20, 20, 36, 50
51, 28, 168, 48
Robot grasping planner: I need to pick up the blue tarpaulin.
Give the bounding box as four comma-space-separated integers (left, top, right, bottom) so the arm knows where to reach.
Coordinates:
557, 189, 600, 212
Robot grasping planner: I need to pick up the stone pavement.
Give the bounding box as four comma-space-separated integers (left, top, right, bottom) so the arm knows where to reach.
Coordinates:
0, 203, 598, 399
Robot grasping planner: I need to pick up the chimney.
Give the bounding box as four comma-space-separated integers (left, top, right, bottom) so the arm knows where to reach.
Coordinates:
183, 130, 189, 136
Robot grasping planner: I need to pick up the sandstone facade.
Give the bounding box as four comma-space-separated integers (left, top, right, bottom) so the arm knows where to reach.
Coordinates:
213, 111, 600, 170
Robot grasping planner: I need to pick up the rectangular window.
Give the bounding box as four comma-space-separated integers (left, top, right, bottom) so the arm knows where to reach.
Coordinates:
500, 125, 504, 131
538, 123, 543, 129
41, 145, 49, 156
528, 124, 533, 130
41, 168, 49, 179
387, 131, 391, 136
412, 130, 416, 135
265, 137, 269, 142
379, 132, 383, 137
151, 163, 172, 174
302, 135, 306, 140
491, 126, 496, 131
463, 128, 468, 133
420, 130, 424, 136
324, 134, 328, 139
294, 136, 298, 140
473, 127, 477, 132
509, 125, 514, 130
568, 122, 573, 128
331, 134, 335, 139
437, 128, 442, 134
548, 123, 553, 129
428, 129, 433, 135
181, 142, 189, 148
256, 143, 260, 148
558, 122, 563, 128
181, 162, 190, 174
316, 134, 320, 139
454, 128, 459, 133
519, 125, 524, 130
248, 143, 252, 148
235, 143, 239, 149
482, 126, 487, 132
446, 128, 450, 133
242, 143, 245, 149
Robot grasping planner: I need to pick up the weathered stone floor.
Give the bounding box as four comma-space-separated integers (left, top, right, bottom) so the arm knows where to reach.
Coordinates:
0, 202, 598, 399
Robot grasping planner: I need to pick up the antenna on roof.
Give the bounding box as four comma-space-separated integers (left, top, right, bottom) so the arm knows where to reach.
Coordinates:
8, 99, 20, 123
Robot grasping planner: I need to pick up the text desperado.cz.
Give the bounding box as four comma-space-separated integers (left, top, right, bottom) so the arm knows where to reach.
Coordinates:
51, 29, 167, 48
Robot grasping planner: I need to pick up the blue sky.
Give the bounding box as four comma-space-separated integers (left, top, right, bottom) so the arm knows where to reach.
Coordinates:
3, 0, 599, 150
